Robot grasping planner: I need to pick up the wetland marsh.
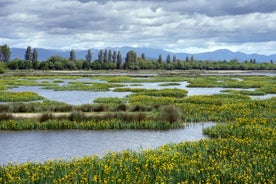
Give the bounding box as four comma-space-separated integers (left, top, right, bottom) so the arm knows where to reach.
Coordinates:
0, 70, 275, 183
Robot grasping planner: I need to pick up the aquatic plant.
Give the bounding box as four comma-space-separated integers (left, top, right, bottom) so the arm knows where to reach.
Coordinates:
0, 91, 44, 102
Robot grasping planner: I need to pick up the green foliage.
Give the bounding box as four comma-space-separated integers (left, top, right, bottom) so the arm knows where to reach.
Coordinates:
0, 44, 11, 62
158, 105, 182, 123
0, 91, 44, 102
24, 46, 32, 61
158, 82, 181, 86
0, 62, 6, 74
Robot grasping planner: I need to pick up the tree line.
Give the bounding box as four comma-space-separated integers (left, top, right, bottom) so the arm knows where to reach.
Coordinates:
0, 45, 275, 71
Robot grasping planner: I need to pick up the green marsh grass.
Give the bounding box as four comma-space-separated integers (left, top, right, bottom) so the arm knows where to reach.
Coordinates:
0, 91, 44, 102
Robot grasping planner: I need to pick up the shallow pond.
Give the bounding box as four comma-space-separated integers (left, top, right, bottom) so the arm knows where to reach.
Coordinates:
0, 122, 215, 165
9, 81, 274, 105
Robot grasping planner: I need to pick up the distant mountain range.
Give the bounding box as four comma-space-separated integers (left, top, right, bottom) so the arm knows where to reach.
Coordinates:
10, 47, 276, 63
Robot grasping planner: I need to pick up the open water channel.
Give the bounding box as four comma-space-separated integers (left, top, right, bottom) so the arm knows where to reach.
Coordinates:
0, 122, 215, 165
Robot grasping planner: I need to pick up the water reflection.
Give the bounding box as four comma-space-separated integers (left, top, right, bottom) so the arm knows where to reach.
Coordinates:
0, 122, 215, 164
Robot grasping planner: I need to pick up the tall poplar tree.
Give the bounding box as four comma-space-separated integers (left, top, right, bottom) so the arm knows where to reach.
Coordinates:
69, 49, 76, 61
25, 46, 32, 61
98, 50, 104, 63
86, 49, 92, 62
158, 54, 162, 64
112, 50, 117, 63
116, 51, 122, 69
173, 55, 177, 62
0, 44, 11, 62
166, 54, 171, 64
108, 50, 112, 62
32, 48, 38, 61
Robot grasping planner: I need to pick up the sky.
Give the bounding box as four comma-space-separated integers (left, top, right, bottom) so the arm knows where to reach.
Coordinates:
0, 0, 276, 55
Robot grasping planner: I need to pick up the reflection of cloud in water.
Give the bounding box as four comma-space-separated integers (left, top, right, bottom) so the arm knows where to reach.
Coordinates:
0, 122, 216, 164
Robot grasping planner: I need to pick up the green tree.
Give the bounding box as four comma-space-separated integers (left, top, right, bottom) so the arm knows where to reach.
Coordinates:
112, 50, 117, 63
86, 49, 92, 62
98, 50, 104, 63
124, 50, 137, 69
158, 54, 162, 64
173, 55, 177, 62
191, 55, 194, 62
69, 49, 76, 61
108, 50, 112, 62
32, 48, 38, 62
0, 44, 11, 62
0, 62, 6, 73
25, 46, 32, 61
185, 56, 189, 62
104, 49, 108, 63
116, 51, 122, 69
32, 48, 39, 69
141, 53, 146, 60
166, 54, 171, 64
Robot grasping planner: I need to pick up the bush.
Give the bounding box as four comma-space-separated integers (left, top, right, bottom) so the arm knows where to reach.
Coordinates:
0, 62, 6, 74
40, 112, 53, 122
116, 104, 127, 111
158, 105, 182, 123
69, 111, 86, 121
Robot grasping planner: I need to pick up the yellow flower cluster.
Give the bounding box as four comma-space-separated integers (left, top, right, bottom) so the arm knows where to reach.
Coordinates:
0, 91, 44, 102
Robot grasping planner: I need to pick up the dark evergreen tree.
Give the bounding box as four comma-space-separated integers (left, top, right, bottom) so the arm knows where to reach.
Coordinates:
86, 49, 92, 62
25, 46, 32, 61
69, 49, 76, 61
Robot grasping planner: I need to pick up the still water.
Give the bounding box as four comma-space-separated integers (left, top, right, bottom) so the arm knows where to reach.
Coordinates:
9, 81, 275, 105
0, 122, 215, 165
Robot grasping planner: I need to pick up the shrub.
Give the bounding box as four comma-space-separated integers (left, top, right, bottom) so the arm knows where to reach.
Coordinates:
158, 105, 182, 123
116, 103, 127, 111
69, 111, 86, 122
0, 62, 6, 74
39, 112, 53, 122
92, 104, 109, 112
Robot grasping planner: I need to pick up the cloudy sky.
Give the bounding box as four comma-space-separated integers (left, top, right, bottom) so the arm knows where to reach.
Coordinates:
1, 0, 276, 55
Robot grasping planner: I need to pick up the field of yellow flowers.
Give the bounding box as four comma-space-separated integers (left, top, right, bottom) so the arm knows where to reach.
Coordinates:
0, 74, 275, 183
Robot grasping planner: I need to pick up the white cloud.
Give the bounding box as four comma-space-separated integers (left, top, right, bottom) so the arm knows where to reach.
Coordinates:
0, 0, 276, 55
